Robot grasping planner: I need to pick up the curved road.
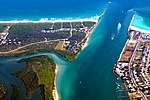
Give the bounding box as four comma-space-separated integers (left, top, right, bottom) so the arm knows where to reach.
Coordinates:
129, 40, 147, 100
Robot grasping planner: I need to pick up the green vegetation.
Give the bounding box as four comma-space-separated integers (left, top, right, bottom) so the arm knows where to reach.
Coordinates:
19, 41, 58, 53
0, 83, 7, 99
0, 41, 58, 57
53, 22, 61, 29
15, 55, 56, 100
83, 21, 96, 28
0, 24, 9, 32
0, 49, 37, 57
11, 84, 20, 100
0, 23, 71, 53
56, 50, 77, 61
0, 21, 96, 61
9, 23, 52, 36
69, 31, 86, 43
72, 22, 83, 28
55, 31, 70, 38
62, 22, 71, 28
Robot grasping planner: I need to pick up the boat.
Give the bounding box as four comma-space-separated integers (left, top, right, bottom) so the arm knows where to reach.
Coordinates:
111, 34, 115, 40
117, 22, 121, 33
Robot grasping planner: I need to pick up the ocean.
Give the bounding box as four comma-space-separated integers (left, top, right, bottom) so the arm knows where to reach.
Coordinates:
0, 0, 150, 100
0, 0, 107, 21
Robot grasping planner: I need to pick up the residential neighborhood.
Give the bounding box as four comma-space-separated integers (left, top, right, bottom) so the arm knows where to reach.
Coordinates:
114, 28, 150, 100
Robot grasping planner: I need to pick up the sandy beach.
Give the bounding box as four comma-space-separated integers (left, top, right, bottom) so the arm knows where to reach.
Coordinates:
0, 18, 98, 24
81, 22, 98, 50
128, 13, 136, 31
82, 37, 89, 50
128, 13, 150, 33
130, 25, 150, 33
53, 64, 59, 100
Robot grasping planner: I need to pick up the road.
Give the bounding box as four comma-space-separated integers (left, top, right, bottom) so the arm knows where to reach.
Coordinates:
0, 22, 76, 54
0, 24, 13, 45
0, 38, 66, 54
128, 40, 147, 100
0, 21, 97, 55
66, 22, 73, 40
146, 48, 150, 81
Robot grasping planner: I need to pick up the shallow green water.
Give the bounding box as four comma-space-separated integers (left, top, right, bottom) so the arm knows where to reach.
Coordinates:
132, 14, 150, 31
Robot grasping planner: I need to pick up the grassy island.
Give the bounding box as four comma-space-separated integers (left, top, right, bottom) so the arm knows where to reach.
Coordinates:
0, 83, 7, 99
15, 55, 56, 100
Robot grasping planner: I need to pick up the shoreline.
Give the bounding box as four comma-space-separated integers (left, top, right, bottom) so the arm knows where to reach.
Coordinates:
130, 25, 150, 33
82, 37, 89, 50
117, 12, 150, 61
81, 22, 98, 50
114, 13, 150, 100
117, 12, 135, 61
0, 18, 98, 24
53, 64, 59, 100
129, 13, 150, 33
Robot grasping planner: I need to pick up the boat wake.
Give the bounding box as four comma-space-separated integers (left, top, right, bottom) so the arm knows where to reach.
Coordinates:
117, 22, 122, 34
111, 33, 115, 40
111, 22, 122, 40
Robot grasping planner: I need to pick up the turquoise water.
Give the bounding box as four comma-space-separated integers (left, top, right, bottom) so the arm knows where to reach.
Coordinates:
1, 0, 150, 100
132, 13, 150, 30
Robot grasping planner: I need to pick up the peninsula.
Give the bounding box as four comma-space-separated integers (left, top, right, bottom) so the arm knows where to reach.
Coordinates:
0, 19, 97, 100
0, 20, 97, 100
114, 13, 150, 100
0, 20, 97, 61
0, 1, 112, 61
0, 2, 112, 100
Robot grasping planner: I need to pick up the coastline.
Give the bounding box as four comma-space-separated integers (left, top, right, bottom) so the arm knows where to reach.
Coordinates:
82, 37, 89, 50
0, 2, 111, 99
53, 64, 59, 100
114, 13, 150, 100
117, 12, 150, 61
0, 19, 98, 61
129, 13, 150, 33
0, 18, 98, 24
130, 25, 150, 33
81, 22, 98, 50
52, 20, 98, 99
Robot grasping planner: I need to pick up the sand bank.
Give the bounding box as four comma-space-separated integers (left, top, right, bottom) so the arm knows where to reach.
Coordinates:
53, 64, 59, 100
130, 25, 150, 33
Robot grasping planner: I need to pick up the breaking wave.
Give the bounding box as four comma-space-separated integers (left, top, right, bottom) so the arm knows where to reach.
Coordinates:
0, 16, 100, 22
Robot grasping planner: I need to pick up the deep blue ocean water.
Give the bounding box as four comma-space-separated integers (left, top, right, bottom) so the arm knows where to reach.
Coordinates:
0, 0, 150, 100
0, 0, 107, 21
